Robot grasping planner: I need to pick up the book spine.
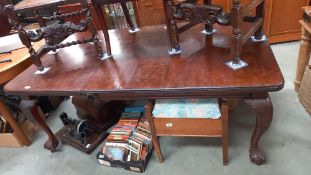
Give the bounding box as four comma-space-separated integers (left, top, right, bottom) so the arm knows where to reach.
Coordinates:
107, 135, 129, 140
105, 142, 126, 147
133, 131, 151, 141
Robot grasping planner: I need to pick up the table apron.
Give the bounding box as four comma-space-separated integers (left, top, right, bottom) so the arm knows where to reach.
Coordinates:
91, 91, 269, 100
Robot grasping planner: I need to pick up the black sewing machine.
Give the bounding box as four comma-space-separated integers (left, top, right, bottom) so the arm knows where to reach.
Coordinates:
55, 112, 109, 154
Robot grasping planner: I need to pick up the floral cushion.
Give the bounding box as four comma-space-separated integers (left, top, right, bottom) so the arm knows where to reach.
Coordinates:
152, 98, 221, 119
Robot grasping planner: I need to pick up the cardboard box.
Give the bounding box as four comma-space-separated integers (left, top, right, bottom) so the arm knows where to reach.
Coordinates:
0, 119, 38, 147
0, 132, 23, 147
96, 149, 153, 173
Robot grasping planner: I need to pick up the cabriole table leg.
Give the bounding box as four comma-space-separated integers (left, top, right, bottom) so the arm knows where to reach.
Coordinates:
23, 100, 59, 152
245, 95, 273, 165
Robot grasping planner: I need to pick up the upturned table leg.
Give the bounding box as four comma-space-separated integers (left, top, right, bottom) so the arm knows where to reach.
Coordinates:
203, 0, 216, 35
295, 25, 311, 92
163, 0, 181, 55
120, 1, 136, 31
24, 100, 59, 152
92, 2, 112, 57
231, 0, 242, 65
245, 95, 273, 165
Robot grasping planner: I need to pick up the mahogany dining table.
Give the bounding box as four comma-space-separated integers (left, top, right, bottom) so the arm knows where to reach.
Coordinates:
4, 24, 284, 165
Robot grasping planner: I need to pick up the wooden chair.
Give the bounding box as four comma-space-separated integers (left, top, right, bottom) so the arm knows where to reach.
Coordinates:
164, 0, 266, 70
4, 0, 106, 72
295, 6, 311, 92
58, 0, 140, 59
0, 12, 11, 37
90, 0, 140, 58
144, 99, 229, 165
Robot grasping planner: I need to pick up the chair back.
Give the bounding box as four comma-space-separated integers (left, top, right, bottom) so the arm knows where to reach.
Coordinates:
4, 0, 105, 71
0, 12, 11, 37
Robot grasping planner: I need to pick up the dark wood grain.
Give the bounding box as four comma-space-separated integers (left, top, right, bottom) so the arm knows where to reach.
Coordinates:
5, 0, 105, 71
144, 101, 163, 163
163, 0, 265, 65
29, 100, 59, 152
204, 0, 214, 33
245, 95, 273, 165
4, 24, 284, 165
90, 0, 141, 57
221, 100, 229, 166
0, 12, 10, 37
4, 24, 284, 97
72, 97, 124, 129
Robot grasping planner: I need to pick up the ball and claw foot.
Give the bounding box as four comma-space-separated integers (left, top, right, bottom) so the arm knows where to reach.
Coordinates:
44, 139, 60, 153
250, 147, 266, 165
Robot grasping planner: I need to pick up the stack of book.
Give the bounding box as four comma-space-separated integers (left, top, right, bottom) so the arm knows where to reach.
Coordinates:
124, 118, 152, 162
132, 118, 151, 142
105, 117, 139, 148
97, 112, 153, 173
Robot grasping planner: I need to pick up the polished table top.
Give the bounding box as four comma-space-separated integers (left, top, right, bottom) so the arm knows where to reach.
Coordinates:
3, 24, 284, 165
4, 24, 284, 98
